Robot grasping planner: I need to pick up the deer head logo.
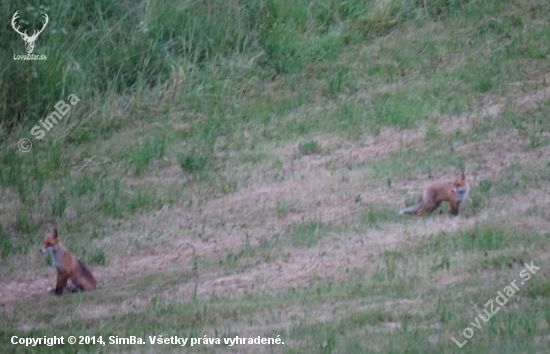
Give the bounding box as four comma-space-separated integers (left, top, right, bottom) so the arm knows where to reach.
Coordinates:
11, 11, 49, 54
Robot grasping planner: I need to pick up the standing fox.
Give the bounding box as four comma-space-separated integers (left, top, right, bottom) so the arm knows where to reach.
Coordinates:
399, 173, 469, 216
40, 229, 97, 295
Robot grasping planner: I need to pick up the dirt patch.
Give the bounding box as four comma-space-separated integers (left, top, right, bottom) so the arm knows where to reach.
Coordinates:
457, 133, 550, 177
138, 187, 550, 303
514, 79, 550, 111
104, 186, 548, 310
1, 158, 546, 308
2, 87, 550, 309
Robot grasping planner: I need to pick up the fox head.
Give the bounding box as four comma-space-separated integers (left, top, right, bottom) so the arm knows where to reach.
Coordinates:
40, 229, 60, 254
452, 173, 469, 200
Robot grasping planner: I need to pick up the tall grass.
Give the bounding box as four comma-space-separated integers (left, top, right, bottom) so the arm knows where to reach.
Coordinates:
1, 0, 502, 129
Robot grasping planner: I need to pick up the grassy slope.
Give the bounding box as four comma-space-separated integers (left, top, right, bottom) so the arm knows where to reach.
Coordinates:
1, 0, 550, 353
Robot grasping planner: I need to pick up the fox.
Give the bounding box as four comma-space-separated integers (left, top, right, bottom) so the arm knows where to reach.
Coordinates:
399, 172, 469, 217
40, 229, 97, 296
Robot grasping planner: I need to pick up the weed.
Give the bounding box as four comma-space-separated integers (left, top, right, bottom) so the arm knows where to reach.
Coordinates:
289, 220, 327, 248
299, 141, 320, 155
0, 224, 14, 257
49, 192, 68, 218
179, 154, 208, 173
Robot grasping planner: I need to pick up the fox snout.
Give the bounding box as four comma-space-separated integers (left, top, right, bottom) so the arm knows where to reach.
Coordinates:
453, 186, 469, 202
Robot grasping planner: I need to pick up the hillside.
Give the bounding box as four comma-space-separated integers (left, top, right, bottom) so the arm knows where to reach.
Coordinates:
1, 0, 550, 353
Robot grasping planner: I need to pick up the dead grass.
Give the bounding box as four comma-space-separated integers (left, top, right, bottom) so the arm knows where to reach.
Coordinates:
2, 84, 550, 309
3, 22, 550, 352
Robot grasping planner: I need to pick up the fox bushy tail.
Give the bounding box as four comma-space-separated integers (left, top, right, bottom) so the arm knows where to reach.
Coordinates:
399, 200, 423, 215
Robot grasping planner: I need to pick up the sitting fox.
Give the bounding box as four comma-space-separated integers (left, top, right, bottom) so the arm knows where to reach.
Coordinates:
399, 173, 469, 216
40, 229, 97, 295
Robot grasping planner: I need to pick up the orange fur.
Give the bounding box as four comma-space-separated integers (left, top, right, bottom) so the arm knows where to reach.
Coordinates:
40, 229, 97, 296
400, 173, 469, 217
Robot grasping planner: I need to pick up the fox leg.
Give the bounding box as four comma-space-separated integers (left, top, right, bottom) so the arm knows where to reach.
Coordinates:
55, 272, 70, 296
66, 279, 80, 292
450, 201, 460, 216
417, 199, 440, 216
72, 260, 97, 291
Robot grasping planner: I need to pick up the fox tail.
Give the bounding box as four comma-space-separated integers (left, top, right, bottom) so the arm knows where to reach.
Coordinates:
399, 200, 423, 215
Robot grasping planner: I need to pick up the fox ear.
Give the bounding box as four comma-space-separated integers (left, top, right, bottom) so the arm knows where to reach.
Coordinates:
460, 172, 465, 180
53, 229, 58, 239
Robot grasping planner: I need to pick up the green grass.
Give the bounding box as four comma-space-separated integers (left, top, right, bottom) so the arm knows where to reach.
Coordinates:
179, 153, 209, 174
298, 140, 320, 155
3, 241, 548, 353
289, 220, 328, 248
126, 137, 167, 176
1, 0, 550, 353
413, 223, 543, 255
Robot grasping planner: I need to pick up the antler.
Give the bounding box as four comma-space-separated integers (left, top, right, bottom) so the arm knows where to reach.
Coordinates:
27, 13, 49, 40
11, 11, 28, 38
